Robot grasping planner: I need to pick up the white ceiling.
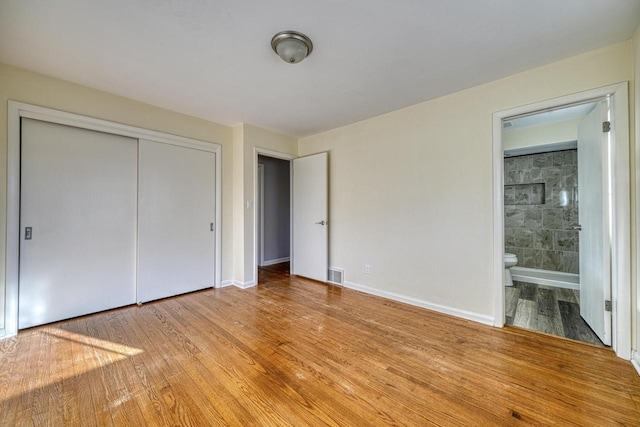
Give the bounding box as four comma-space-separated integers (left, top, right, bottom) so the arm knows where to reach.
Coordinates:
1, 1, 639, 138
504, 102, 598, 131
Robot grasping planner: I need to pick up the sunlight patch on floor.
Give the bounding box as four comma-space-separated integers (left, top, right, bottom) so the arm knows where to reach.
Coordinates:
2, 327, 144, 402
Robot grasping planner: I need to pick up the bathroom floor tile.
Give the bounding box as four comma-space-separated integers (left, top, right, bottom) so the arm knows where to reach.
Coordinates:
505, 281, 605, 347
558, 301, 603, 346
537, 288, 557, 317
516, 282, 538, 301
555, 287, 579, 304
505, 287, 521, 318
537, 314, 564, 336
513, 299, 538, 330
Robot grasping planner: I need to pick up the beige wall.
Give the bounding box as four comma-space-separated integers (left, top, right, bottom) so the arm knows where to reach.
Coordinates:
232, 124, 297, 285
232, 125, 245, 283
0, 63, 235, 330
503, 118, 581, 151
299, 41, 633, 320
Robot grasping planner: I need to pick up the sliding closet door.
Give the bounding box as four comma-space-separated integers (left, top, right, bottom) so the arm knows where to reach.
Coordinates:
19, 119, 138, 329
137, 140, 216, 303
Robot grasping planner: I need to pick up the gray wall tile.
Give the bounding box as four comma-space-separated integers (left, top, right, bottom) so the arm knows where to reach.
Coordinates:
562, 252, 579, 274
532, 153, 553, 167
506, 183, 545, 206
524, 208, 543, 229
555, 230, 577, 251
513, 229, 534, 248
543, 208, 564, 229
534, 230, 553, 250
522, 249, 543, 269
542, 250, 563, 271
505, 206, 524, 228
504, 149, 579, 274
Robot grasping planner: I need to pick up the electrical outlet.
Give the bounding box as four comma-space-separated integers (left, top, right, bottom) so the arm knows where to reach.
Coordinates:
365, 264, 371, 274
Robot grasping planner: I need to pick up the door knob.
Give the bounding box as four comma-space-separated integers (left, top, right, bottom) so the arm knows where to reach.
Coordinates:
315, 220, 327, 225
570, 225, 582, 231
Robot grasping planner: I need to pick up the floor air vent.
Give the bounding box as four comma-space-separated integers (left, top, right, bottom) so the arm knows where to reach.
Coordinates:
328, 268, 344, 285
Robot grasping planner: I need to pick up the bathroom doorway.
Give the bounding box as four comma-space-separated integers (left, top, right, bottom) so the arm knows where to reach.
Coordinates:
502, 101, 603, 346
492, 83, 631, 359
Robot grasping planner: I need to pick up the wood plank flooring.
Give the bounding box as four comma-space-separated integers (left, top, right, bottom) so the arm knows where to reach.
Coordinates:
1, 268, 639, 426
505, 281, 605, 346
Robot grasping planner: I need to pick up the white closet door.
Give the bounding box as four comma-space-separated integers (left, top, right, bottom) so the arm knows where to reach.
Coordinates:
19, 119, 138, 329
137, 139, 216, 303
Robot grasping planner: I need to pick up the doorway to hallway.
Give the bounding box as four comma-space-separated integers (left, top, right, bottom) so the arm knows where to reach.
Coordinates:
257, 154, 291, 279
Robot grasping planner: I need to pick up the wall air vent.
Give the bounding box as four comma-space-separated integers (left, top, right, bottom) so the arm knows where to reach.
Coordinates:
328, 267, 344, 286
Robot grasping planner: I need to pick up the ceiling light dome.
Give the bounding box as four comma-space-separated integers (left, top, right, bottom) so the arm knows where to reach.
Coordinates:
271, 31, 313, 64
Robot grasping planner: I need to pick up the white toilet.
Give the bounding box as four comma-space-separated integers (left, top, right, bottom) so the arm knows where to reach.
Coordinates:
504, 253, 518, 286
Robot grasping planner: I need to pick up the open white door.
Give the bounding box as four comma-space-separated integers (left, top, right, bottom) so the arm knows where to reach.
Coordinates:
292, 152, 328, 282
577, 100, 611, 345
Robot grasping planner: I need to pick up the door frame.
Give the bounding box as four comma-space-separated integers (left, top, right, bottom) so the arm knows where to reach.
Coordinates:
257, 163, 265, 267
254, 148, 294, 283
4, 101, 223, 338
492, 83, 631, 360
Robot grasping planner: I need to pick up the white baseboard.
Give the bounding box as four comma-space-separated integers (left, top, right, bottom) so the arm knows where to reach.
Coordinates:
261, 257, 290, 266
233, 280, 257, 289
220, 279, 257, 289
632, 351, 640, 377
342, 281, 494, 326
510, 267, 580, 290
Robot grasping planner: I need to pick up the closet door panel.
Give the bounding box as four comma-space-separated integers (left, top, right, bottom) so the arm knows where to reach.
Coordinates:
137, 139, 216, 303
19, 119, 138, 329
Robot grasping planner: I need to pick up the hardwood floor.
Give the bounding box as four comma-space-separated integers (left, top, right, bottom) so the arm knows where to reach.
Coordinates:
258, 261, 290, 284
1, 271, 639, 426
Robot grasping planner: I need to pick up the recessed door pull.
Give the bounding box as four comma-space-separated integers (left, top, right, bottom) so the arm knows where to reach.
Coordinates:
25, 227, 32, 240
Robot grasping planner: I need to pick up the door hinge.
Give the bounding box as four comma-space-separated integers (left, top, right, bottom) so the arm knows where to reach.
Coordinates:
604, 300, 612, 312
602, 121, 611, 133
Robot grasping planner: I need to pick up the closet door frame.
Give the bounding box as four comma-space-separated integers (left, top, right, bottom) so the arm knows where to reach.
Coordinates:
4, 101, 222, 338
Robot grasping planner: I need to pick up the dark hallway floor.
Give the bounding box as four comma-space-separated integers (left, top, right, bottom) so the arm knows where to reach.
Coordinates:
258, 262, 290, 284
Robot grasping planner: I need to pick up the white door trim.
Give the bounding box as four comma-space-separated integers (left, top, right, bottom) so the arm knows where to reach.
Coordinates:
5, 101, 223, 338
257, 164, 265, 267
254, 148, 295, 284
492, 83, 631, 360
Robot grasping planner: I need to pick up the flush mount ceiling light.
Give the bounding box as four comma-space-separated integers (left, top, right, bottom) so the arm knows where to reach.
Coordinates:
271, 30, 313, 64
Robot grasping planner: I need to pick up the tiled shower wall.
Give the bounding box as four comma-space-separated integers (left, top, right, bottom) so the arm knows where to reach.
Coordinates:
504, 150, 579, 274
